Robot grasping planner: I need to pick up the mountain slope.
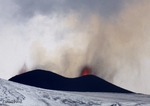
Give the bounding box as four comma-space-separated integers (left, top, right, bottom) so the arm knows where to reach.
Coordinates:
0, 78, 150, 105
9, 69, 133, 93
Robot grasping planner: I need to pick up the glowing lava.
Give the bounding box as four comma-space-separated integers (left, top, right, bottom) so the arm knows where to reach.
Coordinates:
81, 67, 91, 76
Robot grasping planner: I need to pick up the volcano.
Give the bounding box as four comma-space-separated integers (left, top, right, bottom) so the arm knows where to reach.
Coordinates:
9, 69, 133, 93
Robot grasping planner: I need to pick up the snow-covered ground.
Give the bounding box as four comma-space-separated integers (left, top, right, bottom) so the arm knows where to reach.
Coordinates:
0, 78, 150, 106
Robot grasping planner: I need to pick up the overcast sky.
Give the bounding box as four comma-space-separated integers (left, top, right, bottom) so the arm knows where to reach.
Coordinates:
13, 0, 123, 19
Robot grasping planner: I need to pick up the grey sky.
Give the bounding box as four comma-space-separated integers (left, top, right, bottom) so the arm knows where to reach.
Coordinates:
14, 0, 124, 19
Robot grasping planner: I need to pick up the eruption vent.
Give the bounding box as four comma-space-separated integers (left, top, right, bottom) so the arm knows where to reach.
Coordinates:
81, 67, 91, 76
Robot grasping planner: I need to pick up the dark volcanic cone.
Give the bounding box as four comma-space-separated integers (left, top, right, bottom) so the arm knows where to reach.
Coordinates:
9, 69, 133, 93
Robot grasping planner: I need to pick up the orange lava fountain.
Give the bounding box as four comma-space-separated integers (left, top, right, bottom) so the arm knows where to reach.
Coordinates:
81, 66, 91, 76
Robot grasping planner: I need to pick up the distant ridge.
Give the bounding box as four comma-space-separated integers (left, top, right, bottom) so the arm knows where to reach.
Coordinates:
9, 69, 133, 93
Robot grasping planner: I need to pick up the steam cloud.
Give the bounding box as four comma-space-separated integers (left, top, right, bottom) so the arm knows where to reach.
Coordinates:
0, 0, 150, 94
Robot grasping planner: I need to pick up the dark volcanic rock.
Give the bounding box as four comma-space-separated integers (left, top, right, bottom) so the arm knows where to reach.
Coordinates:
9, 69, 133, 93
